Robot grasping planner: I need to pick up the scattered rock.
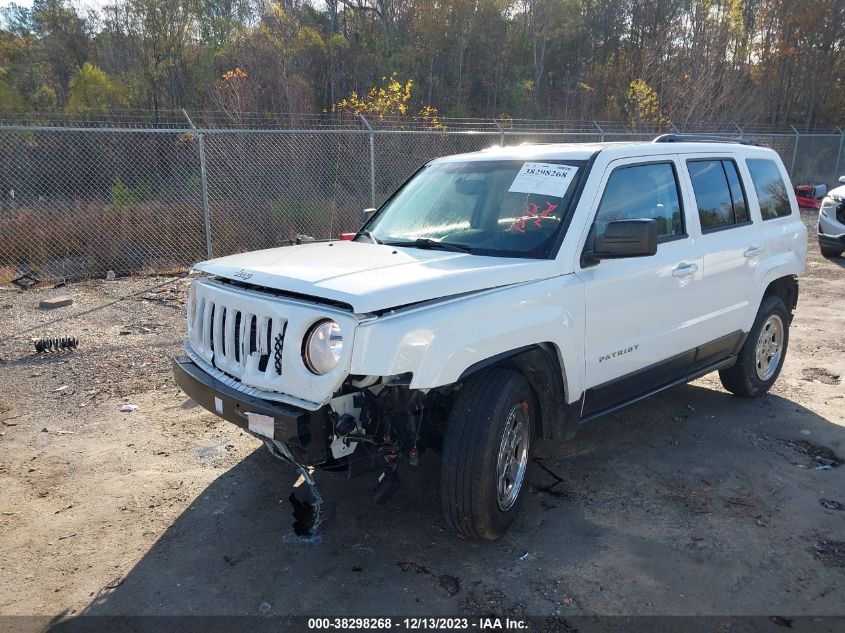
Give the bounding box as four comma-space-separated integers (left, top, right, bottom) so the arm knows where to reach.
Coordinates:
439, 574, 461, 596
820, 499, 845, 511
461, 585, 526, 620
398, 561, 431, 575
0, 400, 18, 421
119, 404, 138, 413
769, 616, 794, 628
105, 271, 116, 281
39, 296, 74, 310
781, 439, 843, 468
801, 367, 841, 385
104, 577, 124, 589
814, 540, 845, 568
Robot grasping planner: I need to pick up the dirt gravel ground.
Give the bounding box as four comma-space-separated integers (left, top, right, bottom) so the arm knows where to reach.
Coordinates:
0, 210, 843, 626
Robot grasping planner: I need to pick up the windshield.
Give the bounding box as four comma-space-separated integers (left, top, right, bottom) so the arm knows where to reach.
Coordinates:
362, 159, 586, 258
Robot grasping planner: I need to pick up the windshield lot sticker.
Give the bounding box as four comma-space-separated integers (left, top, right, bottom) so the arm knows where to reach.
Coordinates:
508, 162, 578, 198
511, 200, 558, 233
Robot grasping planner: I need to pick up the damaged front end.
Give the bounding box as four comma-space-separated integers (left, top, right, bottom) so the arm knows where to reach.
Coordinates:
173, 355, 450, 502
315, 380, 450, 501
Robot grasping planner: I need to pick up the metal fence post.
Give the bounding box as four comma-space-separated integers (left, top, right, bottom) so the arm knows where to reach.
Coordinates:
360, 115, 376, 208
493, 119, 505, 145
593, 120, 604, 142
183, 109, 213, 259
835, 128, 844, 180
790, 124, 800, 179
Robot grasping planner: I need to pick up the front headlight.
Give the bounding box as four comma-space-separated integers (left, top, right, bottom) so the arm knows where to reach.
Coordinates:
820, 195, 841, 217
303, 319, 343, 375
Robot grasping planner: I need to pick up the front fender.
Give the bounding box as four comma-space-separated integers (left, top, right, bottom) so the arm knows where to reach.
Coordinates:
349, 275, 585, 402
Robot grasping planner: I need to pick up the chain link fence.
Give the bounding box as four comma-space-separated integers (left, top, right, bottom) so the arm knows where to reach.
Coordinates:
1, 118, 843, 281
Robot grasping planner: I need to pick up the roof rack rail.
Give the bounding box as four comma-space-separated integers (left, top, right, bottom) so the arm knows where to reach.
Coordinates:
652, 133, 758, 146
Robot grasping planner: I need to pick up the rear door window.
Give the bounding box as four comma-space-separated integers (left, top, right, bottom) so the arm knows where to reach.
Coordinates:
687, 159, 750, 231
746, 159, 792, 220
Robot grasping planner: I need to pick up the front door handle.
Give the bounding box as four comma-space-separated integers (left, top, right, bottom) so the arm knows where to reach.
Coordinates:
744, 245, 762, 257
672, 262, 699, 277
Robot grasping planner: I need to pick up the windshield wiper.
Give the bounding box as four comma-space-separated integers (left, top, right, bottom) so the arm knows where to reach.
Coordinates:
383, 238, 472, 253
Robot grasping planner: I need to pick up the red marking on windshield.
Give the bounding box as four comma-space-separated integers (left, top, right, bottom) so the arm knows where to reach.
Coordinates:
511, 201, 558, 233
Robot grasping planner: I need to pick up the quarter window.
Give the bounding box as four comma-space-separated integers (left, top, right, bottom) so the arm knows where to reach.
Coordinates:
594, 162, 684, 240
688, 159, 750, 231
746, 159, 792, 220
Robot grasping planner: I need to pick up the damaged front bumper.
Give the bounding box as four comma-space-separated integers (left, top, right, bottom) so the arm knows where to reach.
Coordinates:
172, 355, 332, 466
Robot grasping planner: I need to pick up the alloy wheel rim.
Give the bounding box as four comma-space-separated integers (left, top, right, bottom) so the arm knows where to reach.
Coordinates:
755, 314, 784, 381
496, 402, 530, 511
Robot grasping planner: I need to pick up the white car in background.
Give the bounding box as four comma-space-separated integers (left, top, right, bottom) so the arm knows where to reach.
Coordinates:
818, 176, 845, 258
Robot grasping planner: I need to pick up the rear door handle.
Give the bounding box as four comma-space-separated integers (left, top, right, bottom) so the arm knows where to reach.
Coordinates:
672, 262, 698, 277
744, 245, 762, 257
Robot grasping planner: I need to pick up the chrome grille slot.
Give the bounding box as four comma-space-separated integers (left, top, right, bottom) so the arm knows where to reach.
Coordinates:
248, 315, 257, 355
233, 311, 242, 363
258, 317, 273, 373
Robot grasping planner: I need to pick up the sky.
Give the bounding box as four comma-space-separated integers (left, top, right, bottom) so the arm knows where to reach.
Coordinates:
0, 0, 110, 11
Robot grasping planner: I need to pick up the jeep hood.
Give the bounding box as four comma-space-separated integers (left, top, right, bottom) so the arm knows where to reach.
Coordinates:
193, 241, 560, 313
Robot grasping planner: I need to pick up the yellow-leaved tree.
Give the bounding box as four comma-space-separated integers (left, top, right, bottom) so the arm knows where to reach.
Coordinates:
625, 79, 670, 128
66, 63, 128, 118
332, 73, 444, 129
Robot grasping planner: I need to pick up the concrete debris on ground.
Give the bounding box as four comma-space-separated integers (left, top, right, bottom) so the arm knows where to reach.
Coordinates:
38, 296, 74, 310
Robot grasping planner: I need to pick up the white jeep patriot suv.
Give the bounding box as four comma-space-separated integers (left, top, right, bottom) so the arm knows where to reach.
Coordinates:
173, 135, 807, 541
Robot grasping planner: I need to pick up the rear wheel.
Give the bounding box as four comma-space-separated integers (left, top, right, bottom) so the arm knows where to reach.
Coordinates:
719, 295, 790, 397
819, 241, 842, 258
440, 368, 534, 541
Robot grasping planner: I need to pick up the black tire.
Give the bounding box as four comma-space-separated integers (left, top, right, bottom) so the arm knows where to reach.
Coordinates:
719, 295, 790, 397
440, 368, 535, 541
819, 241, 842, 258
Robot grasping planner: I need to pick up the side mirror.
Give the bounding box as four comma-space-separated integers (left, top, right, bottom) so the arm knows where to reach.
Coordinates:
839, 176, 845, 185
592, 219, 658, 259
360, 207, 376, 227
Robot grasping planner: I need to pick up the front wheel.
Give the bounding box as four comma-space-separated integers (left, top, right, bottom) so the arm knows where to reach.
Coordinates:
719, 295, 790, 397
440, 369, 534, 541
819, 241, 842, 258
